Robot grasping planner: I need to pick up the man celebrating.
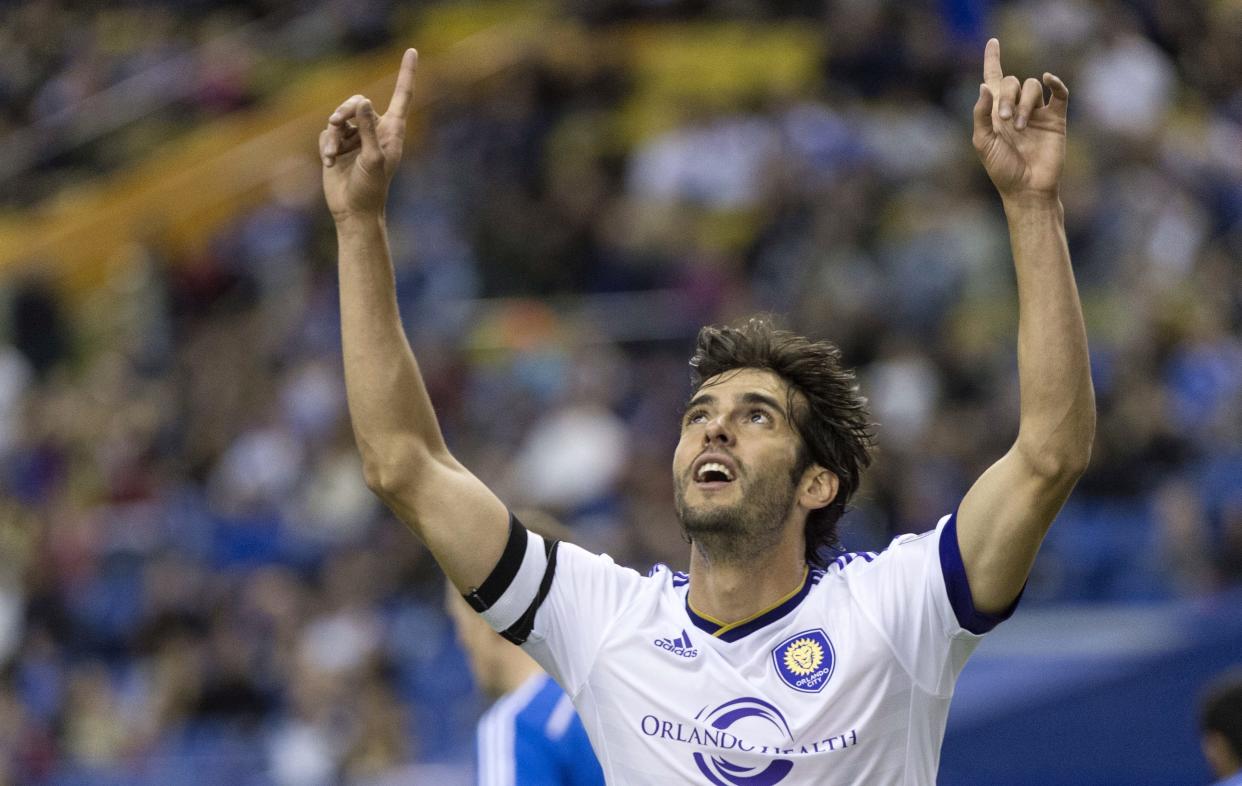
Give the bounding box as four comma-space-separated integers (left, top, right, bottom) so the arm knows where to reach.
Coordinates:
320, 38, 1094, 784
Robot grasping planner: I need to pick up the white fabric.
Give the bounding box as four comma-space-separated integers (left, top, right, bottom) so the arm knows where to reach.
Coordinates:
494, 514, 983, 785
544, 693, 577, 741
481, 529, 549, 632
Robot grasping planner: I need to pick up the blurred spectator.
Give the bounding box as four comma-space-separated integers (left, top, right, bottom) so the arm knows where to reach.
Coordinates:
444, 511, 604, 786
0, 0, 395, 207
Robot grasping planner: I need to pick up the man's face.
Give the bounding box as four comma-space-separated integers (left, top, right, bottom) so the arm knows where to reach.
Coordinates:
672, 368, 807, 561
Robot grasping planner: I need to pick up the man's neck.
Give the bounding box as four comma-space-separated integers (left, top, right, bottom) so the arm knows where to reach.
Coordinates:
686, 538, 808, 625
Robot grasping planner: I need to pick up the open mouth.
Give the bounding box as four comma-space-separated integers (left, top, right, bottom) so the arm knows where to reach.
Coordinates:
694, 462, 736, 487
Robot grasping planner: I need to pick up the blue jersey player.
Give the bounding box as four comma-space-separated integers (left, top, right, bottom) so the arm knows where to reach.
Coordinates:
445, 514, 605, 786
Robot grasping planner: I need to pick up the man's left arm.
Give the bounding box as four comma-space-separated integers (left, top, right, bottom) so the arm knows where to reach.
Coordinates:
957, 38, 1097, 615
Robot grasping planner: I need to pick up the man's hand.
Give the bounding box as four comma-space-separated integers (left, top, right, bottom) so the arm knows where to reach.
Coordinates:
972, 38, 1068, 201
320, 48, 418, 221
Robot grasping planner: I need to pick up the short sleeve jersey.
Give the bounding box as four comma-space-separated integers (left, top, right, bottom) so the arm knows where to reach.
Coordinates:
465, 512, 1016, 785
477, 673, 605, 786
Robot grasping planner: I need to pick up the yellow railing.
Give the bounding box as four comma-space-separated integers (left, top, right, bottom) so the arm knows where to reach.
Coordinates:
0, 4, 549, 299
0, 10, 819, 303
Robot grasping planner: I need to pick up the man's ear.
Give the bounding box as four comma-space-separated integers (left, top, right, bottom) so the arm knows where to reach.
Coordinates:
800, 465, 839, 512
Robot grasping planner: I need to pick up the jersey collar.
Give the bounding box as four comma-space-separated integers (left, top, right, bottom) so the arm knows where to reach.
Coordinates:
685, 566, 813, 643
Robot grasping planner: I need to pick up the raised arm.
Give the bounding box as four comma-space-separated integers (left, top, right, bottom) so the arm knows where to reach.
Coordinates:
320, 49, 508, 592
956, 39, 1096, 614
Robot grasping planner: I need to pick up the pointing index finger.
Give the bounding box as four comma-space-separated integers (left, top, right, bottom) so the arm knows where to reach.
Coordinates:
386, 48, 418, 121
983, 37, 1004, 90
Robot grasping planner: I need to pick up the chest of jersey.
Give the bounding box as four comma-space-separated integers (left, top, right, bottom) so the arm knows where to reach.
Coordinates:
582, 577, 933, 784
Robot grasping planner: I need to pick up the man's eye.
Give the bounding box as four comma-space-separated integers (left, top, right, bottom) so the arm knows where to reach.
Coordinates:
685, 410, 707, 425
749, 410, 770, 424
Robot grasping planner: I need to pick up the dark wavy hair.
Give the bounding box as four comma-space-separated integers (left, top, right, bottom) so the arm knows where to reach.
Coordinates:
688, 317, 875, 566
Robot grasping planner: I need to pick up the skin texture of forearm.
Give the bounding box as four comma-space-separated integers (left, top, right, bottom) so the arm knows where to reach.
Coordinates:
336, 214, 450, 484
954, 193, 1096, 613
1002, 194, 1096, 476
335, 210, 509, 587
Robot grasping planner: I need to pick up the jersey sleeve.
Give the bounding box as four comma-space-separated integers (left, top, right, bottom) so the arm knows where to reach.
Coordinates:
462, 513, 643, 696
840, 511, 1020, 696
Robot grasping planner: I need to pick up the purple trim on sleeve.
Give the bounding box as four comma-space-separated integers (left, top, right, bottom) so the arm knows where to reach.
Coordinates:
937, 513, 1023, 634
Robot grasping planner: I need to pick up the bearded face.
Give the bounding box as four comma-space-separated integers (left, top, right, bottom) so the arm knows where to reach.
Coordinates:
672, 368, 810, 565
673, 450, 802, 563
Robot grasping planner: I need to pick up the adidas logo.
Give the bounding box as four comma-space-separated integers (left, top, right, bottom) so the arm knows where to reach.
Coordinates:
653, 630, 699, 659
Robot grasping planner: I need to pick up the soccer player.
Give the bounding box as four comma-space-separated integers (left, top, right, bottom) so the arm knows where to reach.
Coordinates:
1201, 670, 1242, 786
444, 513, 605, 786
320, 38, 1094, 784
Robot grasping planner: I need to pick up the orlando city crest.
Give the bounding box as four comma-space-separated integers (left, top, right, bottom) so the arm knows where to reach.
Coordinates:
772, 628, 835, 693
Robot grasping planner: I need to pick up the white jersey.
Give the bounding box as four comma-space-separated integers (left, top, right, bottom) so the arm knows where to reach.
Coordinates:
465, 512, 1015, 785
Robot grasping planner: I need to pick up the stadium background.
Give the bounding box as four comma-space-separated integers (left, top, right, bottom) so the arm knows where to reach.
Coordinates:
0, 0, 1238, 783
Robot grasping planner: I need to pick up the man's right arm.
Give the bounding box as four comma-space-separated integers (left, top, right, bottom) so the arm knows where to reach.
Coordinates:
321, 49, 508, 592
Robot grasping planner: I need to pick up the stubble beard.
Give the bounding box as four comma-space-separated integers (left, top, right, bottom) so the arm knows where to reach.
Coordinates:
674, 460, 801, 566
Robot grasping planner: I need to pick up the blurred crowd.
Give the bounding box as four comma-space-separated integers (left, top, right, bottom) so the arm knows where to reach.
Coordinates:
0, 0, 1239, 783
0, 0, 397, 205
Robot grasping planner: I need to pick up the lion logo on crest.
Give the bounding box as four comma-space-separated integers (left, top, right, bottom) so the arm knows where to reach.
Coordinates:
772, 629, 835, 693
782, 638, 824, 676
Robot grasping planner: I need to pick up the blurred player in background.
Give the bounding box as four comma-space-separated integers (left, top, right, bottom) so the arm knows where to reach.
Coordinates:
445, 511, 605, 786
1202, 669, 1242, 786
320, 37, 1093, 783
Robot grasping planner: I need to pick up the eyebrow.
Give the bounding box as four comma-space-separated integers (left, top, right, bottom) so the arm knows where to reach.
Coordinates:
684, 393, 716, 413
742, 391, 788, 422
682, 391, 788, 422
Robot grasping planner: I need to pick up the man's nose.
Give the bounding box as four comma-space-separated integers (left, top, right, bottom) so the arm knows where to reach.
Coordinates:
704, 415, 733, 445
